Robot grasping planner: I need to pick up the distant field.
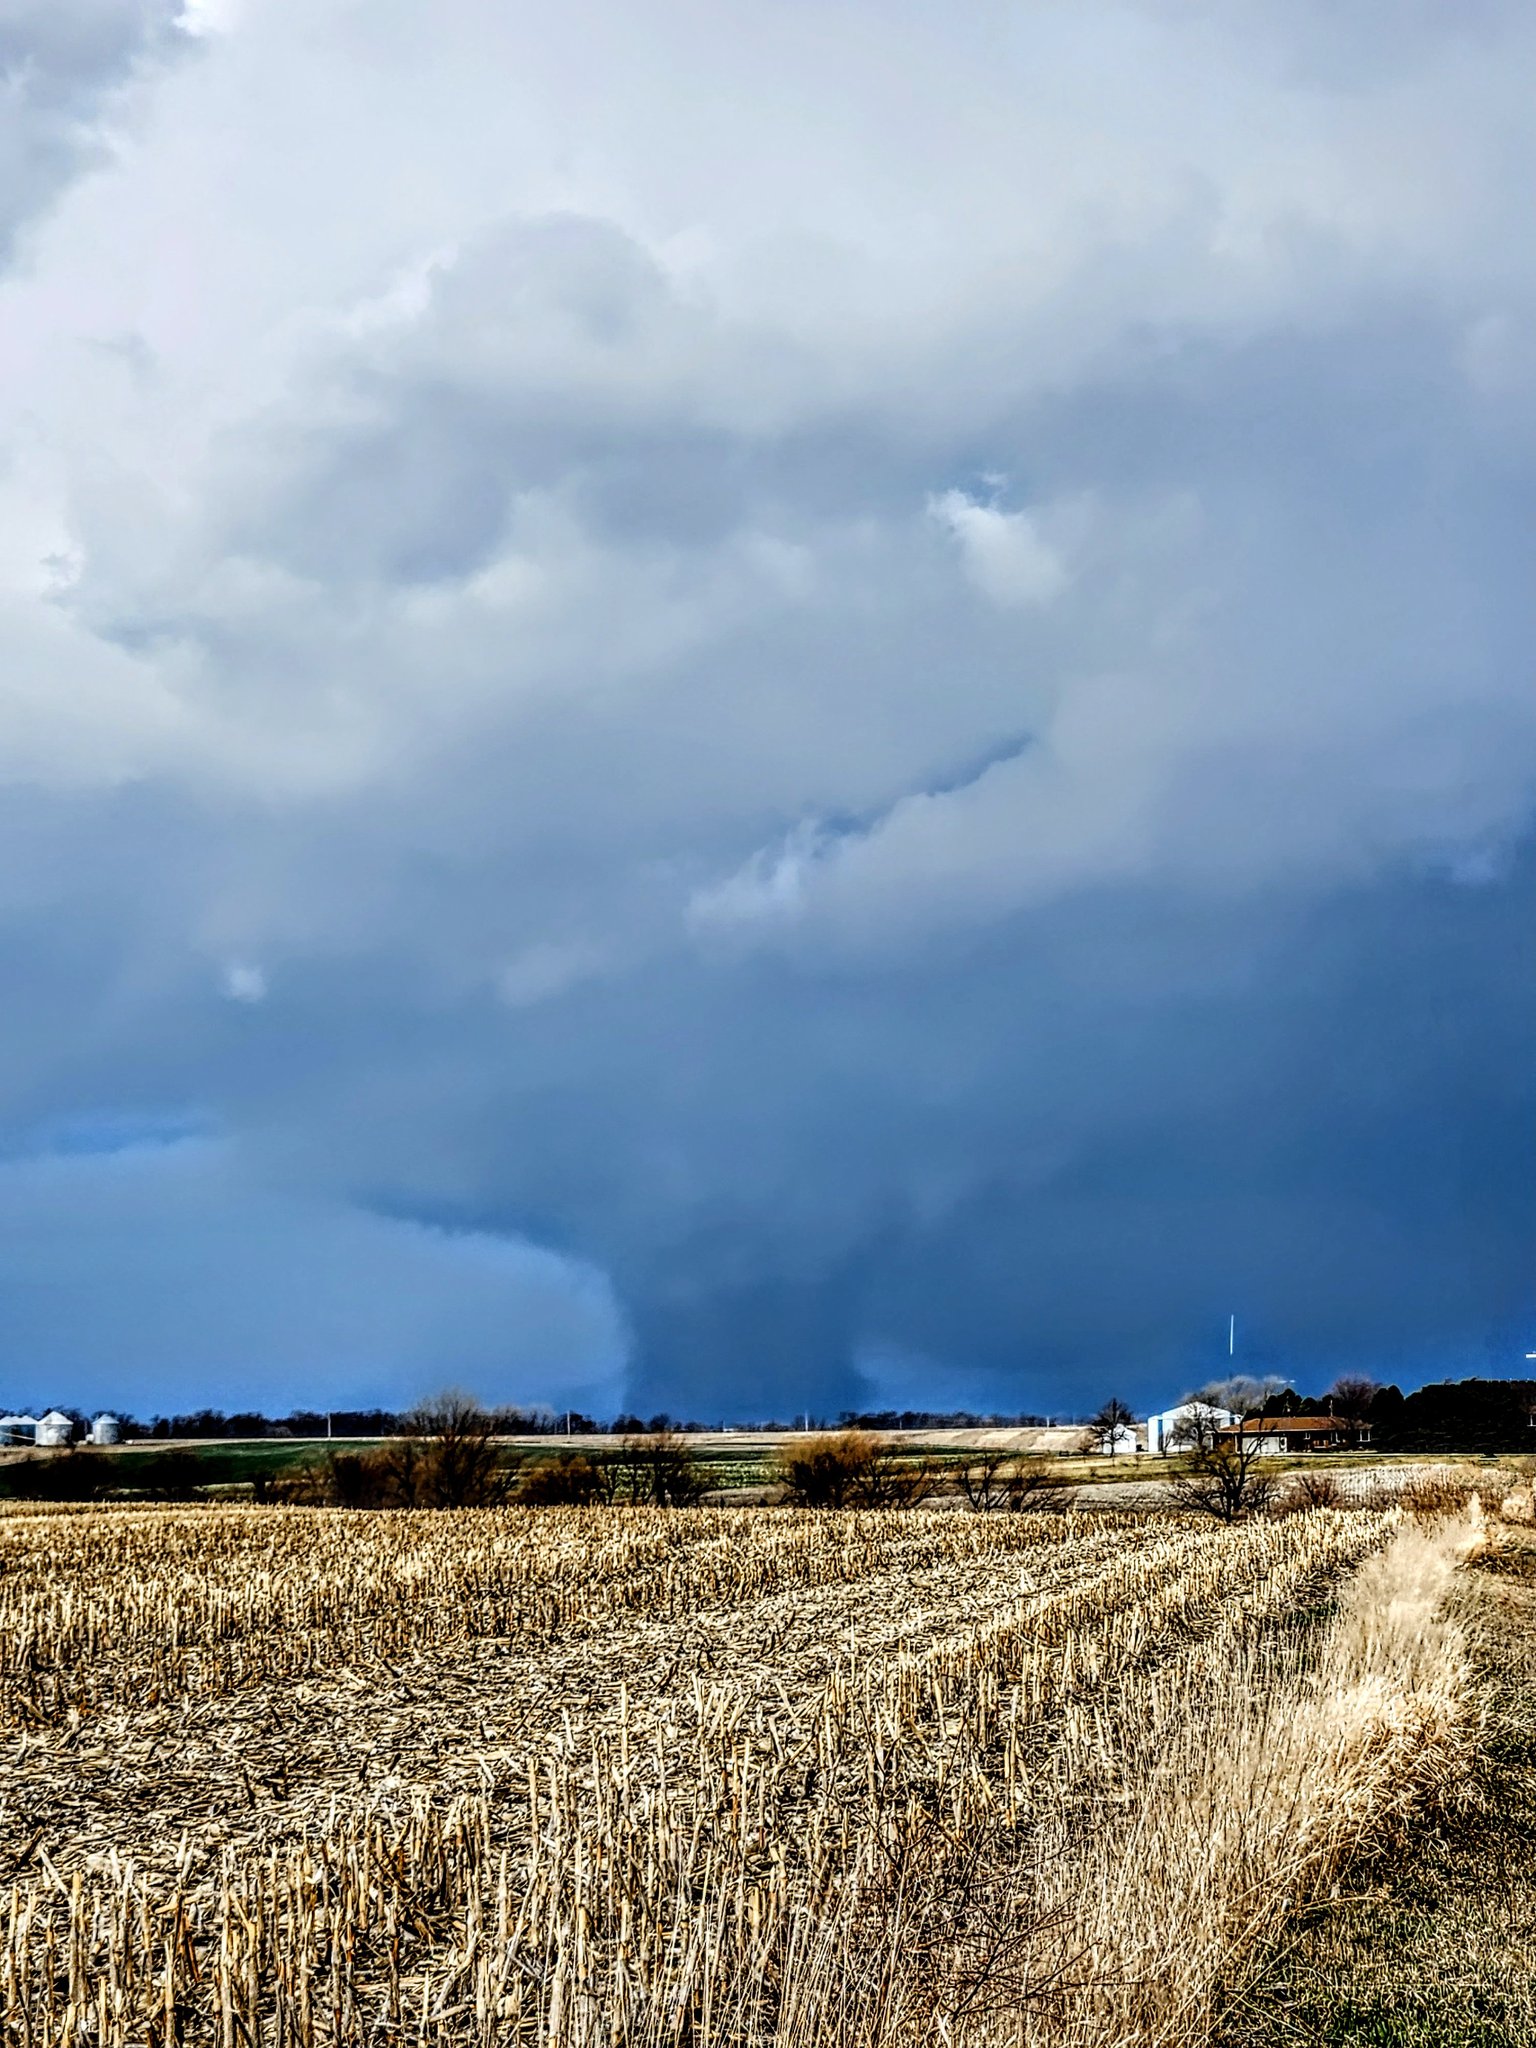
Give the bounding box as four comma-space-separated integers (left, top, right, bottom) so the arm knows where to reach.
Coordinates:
0, 1492, 1492, 2045
0, 1434, 382, 1491
0, 1428, 1512, 1502
2, 1428, 1024, 1501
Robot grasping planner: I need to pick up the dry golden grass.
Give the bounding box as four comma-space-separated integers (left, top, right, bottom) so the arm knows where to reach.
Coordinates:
0, 1500, 1478, 2046
1215, 1517, 1536, 2047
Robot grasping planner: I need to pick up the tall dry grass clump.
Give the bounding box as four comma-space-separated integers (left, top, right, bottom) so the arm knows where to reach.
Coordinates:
1018, 1509, 1482, 2048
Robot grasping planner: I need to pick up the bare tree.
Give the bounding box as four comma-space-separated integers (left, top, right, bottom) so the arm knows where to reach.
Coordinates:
957, 1450, 1015, 1511
615, 1427, 709, 1506
1084, 1397, 1137, 1456
859, 1436, 943, 1508
1196, 1374, 1287, 1419
957, 1451, 1072, 1514
404, 1390, 514, 1507
296, 1393, 515, 1508
1165, 1381, 1281, 1522
1165, 1427, 1275, 1522
1327, 1376, 1379, 1441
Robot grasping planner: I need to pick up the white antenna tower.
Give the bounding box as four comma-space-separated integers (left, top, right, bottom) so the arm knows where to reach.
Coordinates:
1229, 1314, 1236, 1360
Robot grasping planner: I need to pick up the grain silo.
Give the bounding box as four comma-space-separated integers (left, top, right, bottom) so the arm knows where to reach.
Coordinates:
89, 1413, 121, 1445
0, 1414, 37, 1446
34, 1410, 73, 1448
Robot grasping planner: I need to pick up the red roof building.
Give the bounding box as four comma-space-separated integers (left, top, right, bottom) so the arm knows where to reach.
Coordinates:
1220, 1416, 1373, 1454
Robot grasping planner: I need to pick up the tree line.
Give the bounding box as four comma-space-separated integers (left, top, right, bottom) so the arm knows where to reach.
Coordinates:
297, 1412, 1081, 1513
9, 1378, 1534, 1520
0, 1396, 1072, 1512
10, 1380, 1534, 1450
1298, 1378, 1536, 1452
1, 1402, 1065, 1442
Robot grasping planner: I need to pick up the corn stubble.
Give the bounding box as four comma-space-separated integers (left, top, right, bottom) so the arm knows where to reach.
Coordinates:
0, 1500, 1478, 2046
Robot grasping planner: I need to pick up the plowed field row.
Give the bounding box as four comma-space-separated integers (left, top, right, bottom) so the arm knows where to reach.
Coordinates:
0, 1502, 1438, 2047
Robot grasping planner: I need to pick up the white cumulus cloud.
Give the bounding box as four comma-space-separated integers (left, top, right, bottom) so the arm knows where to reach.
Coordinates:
928, 490, 1070, 610
220, 961, 266, 1003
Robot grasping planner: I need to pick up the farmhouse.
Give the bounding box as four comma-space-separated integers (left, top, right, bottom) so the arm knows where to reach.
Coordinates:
1222, 1415, 1373, 1456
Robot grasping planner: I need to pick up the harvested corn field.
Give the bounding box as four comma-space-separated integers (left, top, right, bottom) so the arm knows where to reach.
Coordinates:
0, 1502, 1479, 2047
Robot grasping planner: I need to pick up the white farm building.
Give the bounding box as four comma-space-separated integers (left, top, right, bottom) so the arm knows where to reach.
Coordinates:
89, 1414, 121, 1445
0, 1414, 37, 1446
1145, 1401, 1239, 1455
34, 1411, 73, 1448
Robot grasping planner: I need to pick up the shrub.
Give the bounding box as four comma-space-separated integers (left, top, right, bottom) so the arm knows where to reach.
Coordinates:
516, 1452, 608, 1506
1400, 1470, 1481, 1519
295, 1396, 517, 1509
324, 1448, 401, 1509
0, 1450, 114, 1502
1282, 1469, 1345, 1514
775, 1430, 940, 1509
130, 1449, 207, 1501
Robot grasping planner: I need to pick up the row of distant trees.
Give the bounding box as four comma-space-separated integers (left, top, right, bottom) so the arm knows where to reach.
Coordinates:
108, 1383, 1536, 1449
0, 1396, 1053, 1513
10, 1379, 1529, 1523
1, 1403, 1065, 1442
301, 1408, 1077, 1515
285, 1404, 970, 1511
304, 1398, 715, 1510
1289, 1378, 1536, 1451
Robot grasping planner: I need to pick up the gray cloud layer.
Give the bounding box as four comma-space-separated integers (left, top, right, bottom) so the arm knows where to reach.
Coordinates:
0, 0, 187, 260
0, 0, 1532, 1414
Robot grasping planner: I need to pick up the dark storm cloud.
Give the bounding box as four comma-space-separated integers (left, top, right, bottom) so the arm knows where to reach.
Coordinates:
0, 0, 1534, 1412
272, 860, 1536, 1417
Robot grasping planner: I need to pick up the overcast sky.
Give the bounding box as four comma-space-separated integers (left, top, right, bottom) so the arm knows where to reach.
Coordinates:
1, 0, 1533, 1420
